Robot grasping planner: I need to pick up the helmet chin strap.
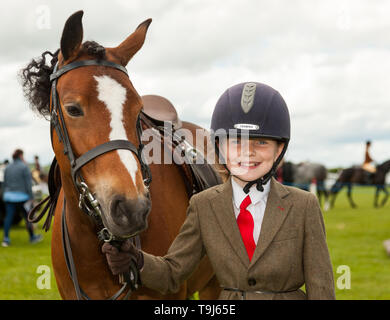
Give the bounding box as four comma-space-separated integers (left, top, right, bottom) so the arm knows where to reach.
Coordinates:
242, 168, 274, 193
216, 140, 289, 194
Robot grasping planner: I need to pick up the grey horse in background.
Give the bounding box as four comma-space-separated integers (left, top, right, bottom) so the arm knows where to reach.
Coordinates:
279, 161, 330, 210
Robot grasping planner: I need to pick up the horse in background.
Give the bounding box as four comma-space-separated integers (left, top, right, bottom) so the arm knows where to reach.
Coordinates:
279, 161, 330, 210
330, 160, 390, 208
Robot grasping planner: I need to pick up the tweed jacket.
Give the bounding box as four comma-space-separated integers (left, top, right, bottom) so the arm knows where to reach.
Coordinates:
140, 176, 336, 300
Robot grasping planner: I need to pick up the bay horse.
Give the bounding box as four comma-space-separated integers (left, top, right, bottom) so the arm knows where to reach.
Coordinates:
21, 10, 220, 300
330, 160, 390, 208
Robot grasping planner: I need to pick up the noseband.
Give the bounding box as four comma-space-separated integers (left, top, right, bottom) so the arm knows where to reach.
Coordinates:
50, 59, 152, 238
49, 59, 152, 299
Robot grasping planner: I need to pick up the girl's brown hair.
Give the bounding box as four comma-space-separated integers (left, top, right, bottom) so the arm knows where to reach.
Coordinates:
210, 137, 229, 183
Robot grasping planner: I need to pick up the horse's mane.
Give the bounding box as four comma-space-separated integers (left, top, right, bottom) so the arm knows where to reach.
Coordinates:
19, 41, 106, 119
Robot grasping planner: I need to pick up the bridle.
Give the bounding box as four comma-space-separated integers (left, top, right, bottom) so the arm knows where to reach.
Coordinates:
50, 59, 152, 299
50, 60, 152, 219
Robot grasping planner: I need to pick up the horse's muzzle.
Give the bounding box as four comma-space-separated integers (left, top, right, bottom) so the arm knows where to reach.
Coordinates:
108, 194, 151, 237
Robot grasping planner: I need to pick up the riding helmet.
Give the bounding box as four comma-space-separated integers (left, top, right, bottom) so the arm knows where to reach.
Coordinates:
210, 82, 291, 193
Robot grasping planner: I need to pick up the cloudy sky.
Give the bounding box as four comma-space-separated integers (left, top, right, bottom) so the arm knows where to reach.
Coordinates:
0, 0, 389, 168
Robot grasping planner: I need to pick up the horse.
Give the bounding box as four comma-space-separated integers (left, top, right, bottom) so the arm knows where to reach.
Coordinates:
279, 161, 330, 210
21, 10, 221, 300
330, 160, 390, 209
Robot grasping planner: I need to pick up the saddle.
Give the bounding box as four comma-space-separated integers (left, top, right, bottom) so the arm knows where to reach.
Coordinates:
141, 94, 182, 130
140, 94, 222, 197
29, 95, 222, 230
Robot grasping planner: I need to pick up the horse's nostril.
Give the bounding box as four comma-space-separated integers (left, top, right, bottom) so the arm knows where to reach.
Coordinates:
117, 201, 129, 216
110, 195, 151, 222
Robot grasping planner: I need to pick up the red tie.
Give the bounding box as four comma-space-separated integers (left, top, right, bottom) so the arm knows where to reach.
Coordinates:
237, 195, 256, 261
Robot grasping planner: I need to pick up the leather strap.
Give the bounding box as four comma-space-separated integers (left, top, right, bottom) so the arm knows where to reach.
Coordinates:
61, 199, 130, 300
139, 112, 222, 197
71, 139, 140, 187
50, 60, 128, 81
28, 157, 61, 231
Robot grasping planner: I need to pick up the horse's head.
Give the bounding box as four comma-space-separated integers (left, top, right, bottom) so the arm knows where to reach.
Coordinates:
23, 11, 153, 238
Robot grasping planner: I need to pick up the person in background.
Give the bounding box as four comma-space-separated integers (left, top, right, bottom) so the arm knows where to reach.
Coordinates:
31, 155, 42, 184
361, 140, 376, 185
1, 149, 42, 247
362, 140, 376, 174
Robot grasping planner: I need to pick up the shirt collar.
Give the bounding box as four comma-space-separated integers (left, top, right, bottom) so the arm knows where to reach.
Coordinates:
231, 176, 271, 209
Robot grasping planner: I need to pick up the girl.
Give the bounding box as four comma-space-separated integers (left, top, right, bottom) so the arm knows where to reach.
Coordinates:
102, 82, 336, 300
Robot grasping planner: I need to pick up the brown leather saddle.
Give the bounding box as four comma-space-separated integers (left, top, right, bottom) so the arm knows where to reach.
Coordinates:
141, 94, 222, 197
142, 94, 182, 130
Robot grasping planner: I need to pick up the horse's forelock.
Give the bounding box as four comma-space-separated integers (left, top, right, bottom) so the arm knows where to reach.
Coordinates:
20, 41, 106, 119
81, 41, 106, 60
19, 49, 59, 118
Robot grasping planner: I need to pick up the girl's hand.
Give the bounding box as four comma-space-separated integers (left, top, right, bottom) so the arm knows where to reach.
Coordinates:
102, 239, 144, 275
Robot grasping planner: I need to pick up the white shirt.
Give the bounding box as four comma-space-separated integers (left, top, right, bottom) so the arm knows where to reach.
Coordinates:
231, 177, 271, 245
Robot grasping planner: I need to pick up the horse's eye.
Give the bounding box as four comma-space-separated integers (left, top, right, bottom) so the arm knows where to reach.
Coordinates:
65, 104, 84, 117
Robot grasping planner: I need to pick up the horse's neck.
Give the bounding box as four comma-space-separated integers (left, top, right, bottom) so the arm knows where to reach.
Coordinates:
379, 161, 390, 174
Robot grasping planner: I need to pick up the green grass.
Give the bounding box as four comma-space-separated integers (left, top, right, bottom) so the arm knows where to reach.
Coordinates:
325, 186, 390, 300
0, 222, 60, 300
0, 186, 389, 299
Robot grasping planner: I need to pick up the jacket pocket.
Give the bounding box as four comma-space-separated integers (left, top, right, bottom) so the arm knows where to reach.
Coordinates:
272, 228, 298, 242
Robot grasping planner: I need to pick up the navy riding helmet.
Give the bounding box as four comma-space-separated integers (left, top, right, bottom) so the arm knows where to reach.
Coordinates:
210, 82, 291, 193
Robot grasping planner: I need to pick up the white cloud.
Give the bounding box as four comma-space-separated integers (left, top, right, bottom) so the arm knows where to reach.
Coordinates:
0, 0, 389, 169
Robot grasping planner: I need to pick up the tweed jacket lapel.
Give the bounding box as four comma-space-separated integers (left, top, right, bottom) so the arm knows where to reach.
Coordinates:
209, 176, 250, 267
249, 177, 292, 269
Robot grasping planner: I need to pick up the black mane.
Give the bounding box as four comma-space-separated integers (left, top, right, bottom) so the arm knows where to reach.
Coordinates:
19, 41, 106, 119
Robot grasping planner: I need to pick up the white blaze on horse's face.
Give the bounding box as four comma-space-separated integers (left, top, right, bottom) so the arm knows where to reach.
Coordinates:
94, 75, 139, 188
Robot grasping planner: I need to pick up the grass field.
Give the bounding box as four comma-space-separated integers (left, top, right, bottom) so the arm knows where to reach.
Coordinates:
0, 186, 389, 300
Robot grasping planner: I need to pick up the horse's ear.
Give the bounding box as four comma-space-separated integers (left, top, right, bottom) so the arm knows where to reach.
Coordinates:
110, 18, 152, 66
60, 10, 84, 62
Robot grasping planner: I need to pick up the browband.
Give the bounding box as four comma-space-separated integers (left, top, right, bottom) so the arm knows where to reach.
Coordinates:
50, 59, 128, 81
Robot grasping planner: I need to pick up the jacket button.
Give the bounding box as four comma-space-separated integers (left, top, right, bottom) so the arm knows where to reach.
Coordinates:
248, 278, 256, 286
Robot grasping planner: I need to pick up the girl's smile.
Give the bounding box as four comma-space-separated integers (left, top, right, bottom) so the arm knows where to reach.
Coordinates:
219, 137, 284, 187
